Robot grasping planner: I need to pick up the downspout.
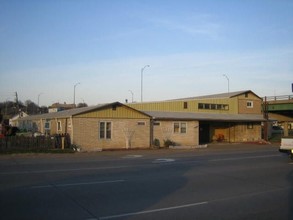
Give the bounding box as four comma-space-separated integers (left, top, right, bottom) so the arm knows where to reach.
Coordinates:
65, 118, 68, 134
150, 117, 154, 148
55, 118, 58, 134
228, 122, 231, 143
70, 116, 74, 144
40, 119, 43, 133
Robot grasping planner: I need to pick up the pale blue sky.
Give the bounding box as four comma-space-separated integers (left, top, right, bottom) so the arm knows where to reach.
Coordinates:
0, 0, 292, 106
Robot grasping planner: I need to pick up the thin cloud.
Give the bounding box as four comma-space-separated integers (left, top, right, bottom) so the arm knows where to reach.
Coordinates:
148, 13, 222, 39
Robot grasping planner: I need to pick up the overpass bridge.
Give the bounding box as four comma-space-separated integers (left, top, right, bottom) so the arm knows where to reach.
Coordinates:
263, 95, 293, 137
264, 95, 293, 116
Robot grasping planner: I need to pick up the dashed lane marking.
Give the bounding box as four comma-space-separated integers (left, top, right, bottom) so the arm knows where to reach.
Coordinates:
31, 179, 125, 189
152, 158, 175, 163
122, 155, 143, 159
99, 201, 208, 219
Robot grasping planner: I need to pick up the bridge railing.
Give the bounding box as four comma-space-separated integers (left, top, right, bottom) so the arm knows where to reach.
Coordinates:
263, 95, 293, 102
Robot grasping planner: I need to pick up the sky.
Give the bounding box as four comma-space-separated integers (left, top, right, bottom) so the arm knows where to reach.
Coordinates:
0, 0, 292, 106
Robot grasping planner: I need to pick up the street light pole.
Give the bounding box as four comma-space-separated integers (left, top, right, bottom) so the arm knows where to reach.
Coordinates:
74, 82, 81, 106
38, 93, 43, 106
223, 74, 230, 94
141, 65, 150, 102
128, 90, 134, 103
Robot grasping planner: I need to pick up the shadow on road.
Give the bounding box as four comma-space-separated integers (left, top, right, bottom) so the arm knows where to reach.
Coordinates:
288, 169, 293, 220
0, 154, 197, 220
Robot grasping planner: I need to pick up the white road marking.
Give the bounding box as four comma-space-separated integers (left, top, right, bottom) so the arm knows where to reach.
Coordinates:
0, 166, 130, 175
122, 155, 143, 159
99, 201, 208, 219
31, 179, 125, 189
0, 154, 281, 176
209, 154, 281, 162
99, 186, 293, 220
152, 158, 175, 163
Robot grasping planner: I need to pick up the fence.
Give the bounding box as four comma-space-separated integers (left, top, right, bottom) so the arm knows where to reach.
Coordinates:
263, 95, 293, 102
0, 134, 71, 152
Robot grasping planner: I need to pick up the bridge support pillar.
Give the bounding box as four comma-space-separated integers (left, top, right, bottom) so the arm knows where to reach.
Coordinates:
283, 122, 289, 137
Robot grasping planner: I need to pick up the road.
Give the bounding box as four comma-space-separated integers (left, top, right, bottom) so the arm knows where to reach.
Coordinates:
0, 144, 292, 220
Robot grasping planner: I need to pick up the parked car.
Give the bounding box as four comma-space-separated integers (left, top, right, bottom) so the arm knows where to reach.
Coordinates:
279, 138, 293, 160
33, 132, 44, 137
272, 126, 284, 134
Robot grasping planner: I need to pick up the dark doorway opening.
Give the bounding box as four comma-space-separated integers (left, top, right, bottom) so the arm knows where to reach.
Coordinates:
199, 122, 210, 144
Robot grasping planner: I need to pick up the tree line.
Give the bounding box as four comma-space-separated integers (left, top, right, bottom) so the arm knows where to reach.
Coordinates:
0, 100, 88, 125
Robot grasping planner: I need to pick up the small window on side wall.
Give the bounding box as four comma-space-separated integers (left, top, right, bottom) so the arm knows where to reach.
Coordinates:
44, 120, 50, 130
174, 122, 187, 134
99, 121, 112, 139
247, 101, 253, 108
247, 123, 253, 129
57, 121, 62, 131
184, 102, 188, 109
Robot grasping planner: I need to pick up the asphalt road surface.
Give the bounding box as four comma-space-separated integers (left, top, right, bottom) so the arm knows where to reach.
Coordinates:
0, 144, 292, 220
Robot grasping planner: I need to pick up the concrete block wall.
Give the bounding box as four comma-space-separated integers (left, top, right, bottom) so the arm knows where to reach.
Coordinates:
73, 118, 150, 151
153, 121, 199, 147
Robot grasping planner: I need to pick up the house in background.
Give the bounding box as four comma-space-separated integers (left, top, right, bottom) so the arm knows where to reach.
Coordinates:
9, 111, 28, 127
48, 102, 76, 113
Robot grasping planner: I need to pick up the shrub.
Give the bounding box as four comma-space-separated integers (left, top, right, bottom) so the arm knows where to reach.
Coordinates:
163, 139, 176, 148
153, 138, 160, 148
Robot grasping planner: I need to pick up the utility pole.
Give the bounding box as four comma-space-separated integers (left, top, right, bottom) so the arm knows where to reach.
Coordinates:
223, 74, 230, 94
141, 65, 150, 102
263, 96, 269, 141
74, 82, 81, 106
15, 92, 20, 115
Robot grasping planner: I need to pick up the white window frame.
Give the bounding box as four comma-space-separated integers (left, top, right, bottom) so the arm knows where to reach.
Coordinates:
44, 120, 50, 130
173, 122, 187, 134
57, 121, 62, 132
99, 121, 112, 140
247, 101, 254, 108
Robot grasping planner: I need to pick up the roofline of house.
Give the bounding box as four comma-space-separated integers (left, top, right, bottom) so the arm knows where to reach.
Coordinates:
19, 102, 152, 121
143, 111, 266, 122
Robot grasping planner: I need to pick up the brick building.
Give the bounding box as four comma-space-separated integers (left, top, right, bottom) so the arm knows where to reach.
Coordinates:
19, 90, 265, 151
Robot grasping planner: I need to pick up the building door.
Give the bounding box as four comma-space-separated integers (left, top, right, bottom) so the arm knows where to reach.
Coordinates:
199, 122, 210, 144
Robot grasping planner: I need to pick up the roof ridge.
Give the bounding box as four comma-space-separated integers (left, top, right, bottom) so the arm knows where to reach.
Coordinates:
166, 90, 252, 101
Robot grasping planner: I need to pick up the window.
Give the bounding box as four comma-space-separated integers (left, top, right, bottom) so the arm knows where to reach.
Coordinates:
247, 101, 253, 108
137, 121, 146, 126
174, 122, 187, 134
247, 123, 253, 129
153, 122, 161, 126
198, 103, 229, 110
184, 102, 188, 109
180, 122, 187, 133
99, 122, 112, 139
174, 122, 180, 133
204, 104, 210, 109
44, 120, 50, 130
57, 121, 62, 131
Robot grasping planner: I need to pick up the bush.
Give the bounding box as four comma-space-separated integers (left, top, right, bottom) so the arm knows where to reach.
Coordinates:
163, 139, 176, 148
153, 138, 160, 148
